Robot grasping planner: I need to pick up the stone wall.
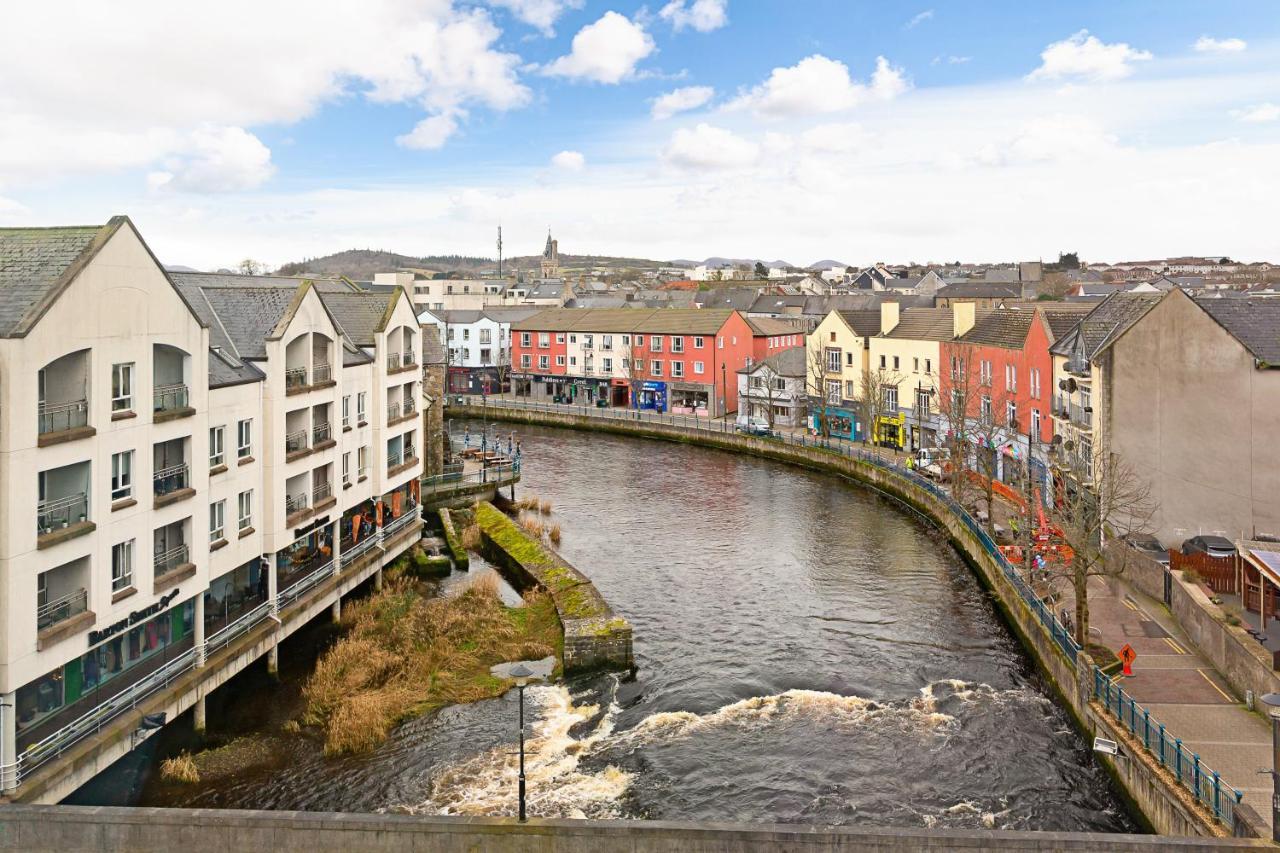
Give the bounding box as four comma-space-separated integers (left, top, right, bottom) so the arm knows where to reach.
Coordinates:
452, 404, 1250, 839
0, 805, 1266, 852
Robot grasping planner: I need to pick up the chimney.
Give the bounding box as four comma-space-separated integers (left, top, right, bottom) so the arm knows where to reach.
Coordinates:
953, 302, 976, 338
880, 301, 900, 335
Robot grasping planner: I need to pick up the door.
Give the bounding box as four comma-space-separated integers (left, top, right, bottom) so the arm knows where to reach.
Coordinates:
1163, 567, 1172, 606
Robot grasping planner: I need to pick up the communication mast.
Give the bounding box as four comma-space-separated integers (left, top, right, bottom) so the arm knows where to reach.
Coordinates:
496, 225, 504, 276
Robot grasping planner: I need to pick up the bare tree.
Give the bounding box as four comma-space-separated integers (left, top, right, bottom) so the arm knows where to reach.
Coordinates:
858, 366, 904, 449
1040, 438, 1155, 647
238, 258, 265, 275
805, 338, 836, 438
937, 353, 979, 509
623, 341, 647, 411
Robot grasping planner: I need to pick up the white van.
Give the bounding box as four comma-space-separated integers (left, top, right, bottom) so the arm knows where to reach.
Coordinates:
915, 447, 948, 479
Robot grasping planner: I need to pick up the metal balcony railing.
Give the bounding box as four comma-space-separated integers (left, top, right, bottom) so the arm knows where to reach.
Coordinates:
311, 362, 332, 383
154, 543, 189, 576
37, 587, 88, 631
401, 352, 416, 368
285, 367, 308, 390
154, 463, 189, 497
387, 352, 403, 371
38, 399, 88, 434
387, 451, 404, 470
153, 383, 189, 413
358, 465, 370, 480
1070, 404, 1092, 429
312, 421, 331, 445
285, 429, 308, 454
285, 493, 308, 516
387, 401, 401, 421
312, 481, 332, 504
402, 399, 416, 417
38, 492, 88, 534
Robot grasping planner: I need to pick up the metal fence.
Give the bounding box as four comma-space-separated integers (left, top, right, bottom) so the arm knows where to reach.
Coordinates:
1093, 668, 1242, 827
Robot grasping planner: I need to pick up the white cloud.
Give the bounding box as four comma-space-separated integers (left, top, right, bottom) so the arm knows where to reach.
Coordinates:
658, 0, 728, 33
0, 1, 529, 190
1027, 30, 1152, 83
975, 115, 1123, 166
726, 55, 909, 117
651, 85, 715, 118
550, 150, 586, 170
396, 113, 463, 150
1232, 102, 1280, 123
801, 122, 867, 154
542, 12, 655, 83
663, 123, 758, 170
1194, 36, 1247, 53
905, 9, 933, 29
146, 125, 274, 193
486, 0, 583, 36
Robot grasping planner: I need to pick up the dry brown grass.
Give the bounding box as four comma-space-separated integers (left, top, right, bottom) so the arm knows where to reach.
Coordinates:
548, 524, 562, 545
538, 499, 552, 515
301, 575, 560, 756
460, 522, 481, 550
519, 516, 544, 539
160, 753, 199, 784
468, 571, 501, 598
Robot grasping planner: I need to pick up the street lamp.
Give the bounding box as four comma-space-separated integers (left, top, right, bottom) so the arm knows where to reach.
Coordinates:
721, 361, 727, 429
1260, 692, 1280, 842
510, 662, 534, 822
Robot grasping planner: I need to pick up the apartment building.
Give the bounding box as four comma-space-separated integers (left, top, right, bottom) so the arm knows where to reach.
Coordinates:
510, 308, 760, 414
0, 218, 427, 776
419, 306, 541, 394
804, 309, 881, 440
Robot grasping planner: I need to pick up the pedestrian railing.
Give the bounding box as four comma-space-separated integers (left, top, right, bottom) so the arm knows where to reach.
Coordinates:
421, 461, 520, 496
1094, 668, 1243, 830
277, 560, 335, 610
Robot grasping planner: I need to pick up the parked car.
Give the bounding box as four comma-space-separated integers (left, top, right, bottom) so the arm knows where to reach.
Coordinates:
1181, 535, 1237, 559
914, 447, 949, 480
735, 416, 773, 437
1121, 533, 1169, 565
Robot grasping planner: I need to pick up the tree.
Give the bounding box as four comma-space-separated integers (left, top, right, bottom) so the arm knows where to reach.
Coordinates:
1040, 439, 1155, 647
1056, 252, 1080, 270
858, 366, 903, 449
966, 366, 1015, 533
754, 261, 768, 279
937, 352, 979, 510
623, 340, 648, 411
805, 337, 835, 438
238, 258, 264, 275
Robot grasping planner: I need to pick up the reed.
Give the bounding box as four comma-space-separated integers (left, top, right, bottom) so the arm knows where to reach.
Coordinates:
159, 753, 199, 784
539, 499, 553, 515
460, 523, 481, 550
548, 523, 562, 545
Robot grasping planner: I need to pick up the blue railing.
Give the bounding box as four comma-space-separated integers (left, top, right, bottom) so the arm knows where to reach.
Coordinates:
1094, 667, 1242, 828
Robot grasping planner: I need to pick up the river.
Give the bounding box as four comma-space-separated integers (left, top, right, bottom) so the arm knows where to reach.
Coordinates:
89, 424, 1136, 832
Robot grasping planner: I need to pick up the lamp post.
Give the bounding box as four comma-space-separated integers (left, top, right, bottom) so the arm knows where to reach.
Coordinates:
721, 361, 728, 430
1261, 692, 1280, 842
510, 662, 534, 822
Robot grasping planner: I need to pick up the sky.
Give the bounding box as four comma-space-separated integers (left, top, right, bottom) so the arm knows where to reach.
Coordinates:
2, 1, 1279, 269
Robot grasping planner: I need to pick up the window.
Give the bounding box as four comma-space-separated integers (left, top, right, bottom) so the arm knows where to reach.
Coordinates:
980, 395, 992, 424
358, 445, 369, 478
693, 361, 704, 374
846, 352, 854, 366
238, 490, 252, 532
893, 356, 900, 370
718, 337, 724, 349
111, 540, 134, 592
925, 358, 932, 375
883, 386, 898, 410
915, 389, 931, 415
538, 333, 550, 348
1081, 388, 1092, 412
1029, 368, 1041, 399
521, 354, 531, 368
520, 332, 531, 347
634, 358, 645, 372
462, 328, 470, 340
569, 356, 577, 366
829, 331, 836, 342
1005, 364, 1017, 392
342, 452, 351, 485
479, 329, 491, 344
447, 327, 456, 340
357, 392, 367, 423
111, 450, 133, 501
622, 334, 631, 345
569, 334, 576, 344
1030, 408, 1041, 438
602, 334, 613, 350
209, 425, 225, 467
651, 360, 663, 377
112, 363, 134, 412
826, 348, 841, 372
650, 336, 663, 352
1079, 436, 1094, 478
556, 355, 566, 366
694, 336, 704, 348
980, 360, 992, 385
825, 380, 841, 404
210, 500, 225, 543
634, 335, 644, 347
603, 357, 613, 372
235, 419, 251, 461
539, 355, 549, 370
774, 377, 786, 391
671, 361, 684, 378
557, 333, 566, 344
845, 380, 855, 398
913, 357, 919, 372
1006, 400, 1018, 428
879, 355, 886, 369
342, 395, 351, 428
671, 337, 684, 353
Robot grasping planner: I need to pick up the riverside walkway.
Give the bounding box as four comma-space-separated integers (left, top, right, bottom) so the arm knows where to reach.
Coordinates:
449, 394, 1271, 838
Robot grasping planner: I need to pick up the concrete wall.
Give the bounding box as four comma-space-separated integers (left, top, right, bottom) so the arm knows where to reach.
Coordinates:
0, 805, 1267, 852
451, 404, 1248, 839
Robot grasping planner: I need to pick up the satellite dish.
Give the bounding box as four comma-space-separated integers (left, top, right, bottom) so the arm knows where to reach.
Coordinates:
1051, 434, 1063, 446
1065, 377, 1078, 393
1064, 440, 1075, 452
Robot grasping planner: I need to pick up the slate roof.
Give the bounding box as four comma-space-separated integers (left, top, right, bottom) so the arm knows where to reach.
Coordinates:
936, 282, 1023, 299
0, 223, 110, 336
745, 316, 804, 336
1049, 292, 1160, 358
323, 291, 394, 346
1039, 304, 1096, 340
836, 309, 883, 337
1196, 297, 1280, 365
511, 307, 738, 335
740, 346, 806, 377
174, 283, 298, 360
956, 308, 1034, 349
885, 307, 956, 341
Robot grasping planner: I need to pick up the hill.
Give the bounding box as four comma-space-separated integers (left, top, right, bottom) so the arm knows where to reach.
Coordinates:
274, 248, 674, 280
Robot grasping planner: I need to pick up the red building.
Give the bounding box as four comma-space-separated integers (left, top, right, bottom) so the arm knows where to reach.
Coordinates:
940, 305, 1091, 488
746, 316, 806, 362
511, 308, 769, 415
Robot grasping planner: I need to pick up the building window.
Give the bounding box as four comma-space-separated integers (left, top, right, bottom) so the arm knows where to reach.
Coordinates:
693, 361, 704, 374
826, 348, 841, 372
210, 500, 225, 543
883, 386, 898, 410
980, 360, 992, 385
879, 355, 886, 369
538, 333, 550, 348
694, 336, 704, 348
671, 361, 683, 378
893, 356, 900, 370
462, 328, 470, 340
112, 363, 134, 412
111, 540, 134, 592
651, 360, 663, 376
1006, 364, 1017, 392
1029, 368, 1040, 399
238, 418, 252, 458
569, 356, 577, 366
358, 445, 369, 478
913, 357, 919, 372
915, 389, 931, 415
539, 355, 549, 370
342, 395, 351, 428
634, 358, 645, 372
343, 452, 351, 485
925, 358, 932, 374
602, 334, 613, 350
603, 357, 613, 372
209, 425, 225, 467
634, 335, 644, 347
671, 337, 684, 353
111, 450, 133, 501
521, 354, 531, 368
556, 333, 566, 344
521, 332, 531, 347
357, 392, 367, 423
556, 355, 565, 366
718, 337, 724, 349
980, 395, 992, 424
238, 490, 253, 531
1030, 408, 1041, 438
1007, 400, 1017, 428
845, 380, 855, 398
650, 336, 663, 352
825, 380, 840, 404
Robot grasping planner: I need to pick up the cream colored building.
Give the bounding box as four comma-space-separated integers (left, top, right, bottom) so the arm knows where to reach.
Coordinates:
805, 309, 881, 440
0, 219, 427, 789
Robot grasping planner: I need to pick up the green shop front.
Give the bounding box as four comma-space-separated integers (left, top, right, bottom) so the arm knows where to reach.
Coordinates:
16, 590, 195, 751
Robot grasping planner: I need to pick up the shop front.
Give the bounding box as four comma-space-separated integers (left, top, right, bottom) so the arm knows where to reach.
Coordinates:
811, 405, 860, 440
610, 379, 629, 407
277, 521, 335, 594
636, 380, 667, 412
17, 592, 195, 749
874, 412, 907, 450
566, 377, 610, 405
205, 559, 268, 637
669, 382, 710, 415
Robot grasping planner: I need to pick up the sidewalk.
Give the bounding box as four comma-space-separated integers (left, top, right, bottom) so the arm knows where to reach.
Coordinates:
1087, 573, 1273, 828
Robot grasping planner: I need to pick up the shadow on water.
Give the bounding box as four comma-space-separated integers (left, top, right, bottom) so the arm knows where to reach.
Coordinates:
72, 424, 1138, 832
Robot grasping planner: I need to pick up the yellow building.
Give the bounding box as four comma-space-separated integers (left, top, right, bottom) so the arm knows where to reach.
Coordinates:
805, 309, 881, 440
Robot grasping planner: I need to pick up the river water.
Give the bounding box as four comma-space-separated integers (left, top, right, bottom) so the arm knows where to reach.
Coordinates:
115, 424, 1135, 832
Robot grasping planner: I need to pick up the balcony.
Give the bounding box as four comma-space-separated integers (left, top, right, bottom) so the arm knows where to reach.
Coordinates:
285, 492, 310, 526
37, 492, 93, 549
153, 463, 193, 508
37, 400, 90, 446
312, 480, 334, 512
312, 421, 334, 451
312, 362, 332, 384
153, 383, 192, 422
387, 401, 401, 422
285, 428, 309, 461
37, 557, 94, 648
37, 587, 88, 633
154, 543, 192, 583
387, 352, 403, 371
285, 367, 309, 392
1070, 404, 1092, 430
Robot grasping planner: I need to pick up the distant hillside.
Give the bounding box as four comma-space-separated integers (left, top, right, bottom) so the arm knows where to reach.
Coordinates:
275, 248, 672, 280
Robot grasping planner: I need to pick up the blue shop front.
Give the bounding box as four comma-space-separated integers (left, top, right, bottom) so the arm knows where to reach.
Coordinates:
636, 381, 667, 412
811, 405, 861, 440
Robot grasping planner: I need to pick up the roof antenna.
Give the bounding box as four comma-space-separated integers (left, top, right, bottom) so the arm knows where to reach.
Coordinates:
497, 224, 503, 277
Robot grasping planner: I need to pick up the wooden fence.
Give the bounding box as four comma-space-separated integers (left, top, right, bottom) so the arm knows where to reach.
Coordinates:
1169, 550, 1238, 595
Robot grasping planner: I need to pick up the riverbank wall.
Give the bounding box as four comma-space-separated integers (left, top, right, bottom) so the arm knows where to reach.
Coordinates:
473, 501, 633, 675
0, 804, 1267, 853
452, 404, 1261, 839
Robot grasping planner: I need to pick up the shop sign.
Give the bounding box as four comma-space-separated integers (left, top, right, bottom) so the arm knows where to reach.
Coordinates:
89, 588, 181, 646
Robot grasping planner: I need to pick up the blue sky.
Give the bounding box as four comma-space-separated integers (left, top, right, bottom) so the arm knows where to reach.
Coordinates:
2, 1, 1278, 268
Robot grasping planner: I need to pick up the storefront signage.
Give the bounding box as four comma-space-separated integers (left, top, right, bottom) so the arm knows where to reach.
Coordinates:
89, 588, 181, 646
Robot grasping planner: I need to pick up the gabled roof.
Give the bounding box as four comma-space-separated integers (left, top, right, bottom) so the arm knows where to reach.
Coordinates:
956, 308, 1035, 349
0, 216, 206, 338
323, 290, 398, 346
740, 346, 806, 376
745, 316, 804, 336
884, 307, 956, 341
1038, 304, 1096, 341
1196, 297, 1280, 365
172, 281, 297, 360
835, 309, 882, 337
936, 282, 1023, 299
1048, 292, 1159, 359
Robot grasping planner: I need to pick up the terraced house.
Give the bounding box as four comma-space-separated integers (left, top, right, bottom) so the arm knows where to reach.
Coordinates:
0, 218, 430, 799
804, 309, 881, 440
